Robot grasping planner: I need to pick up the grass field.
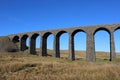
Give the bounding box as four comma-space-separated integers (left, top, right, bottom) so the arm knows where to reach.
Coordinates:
0, 51, 120, 80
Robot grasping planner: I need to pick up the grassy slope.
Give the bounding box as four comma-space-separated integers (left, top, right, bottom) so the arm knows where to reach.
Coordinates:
0, 51, 120, 80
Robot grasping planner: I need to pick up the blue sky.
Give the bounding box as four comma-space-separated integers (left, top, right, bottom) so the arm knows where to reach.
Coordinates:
0, 0, 120, 52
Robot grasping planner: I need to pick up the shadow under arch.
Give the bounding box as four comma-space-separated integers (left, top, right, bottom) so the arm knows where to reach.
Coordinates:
72, 29, 87, 60
21, 34, 29, 51
12, 35, 20, 43
94, 27, 110, 61
12, 35, 20, 51
56, 30, 69, 58
41, 32, 54, 56
30, 33, 40, 55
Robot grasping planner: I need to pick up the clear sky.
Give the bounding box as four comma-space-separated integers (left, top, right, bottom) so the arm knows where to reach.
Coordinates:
0, 0, 120, 52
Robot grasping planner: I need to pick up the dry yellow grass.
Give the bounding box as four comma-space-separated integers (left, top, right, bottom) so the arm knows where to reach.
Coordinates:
0, 51, 120, 80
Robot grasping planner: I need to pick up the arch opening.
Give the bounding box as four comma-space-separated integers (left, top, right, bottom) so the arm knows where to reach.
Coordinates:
30, 33, 41, 55
12, 36, 20, 51
42, 32, 54, 56
47, 34, 54, 56
21, 34, 29, 51
114, 28, 120, 59
94, 29, 110, 61
12, 36, 19, 43
73, 30, 86, 61
56, 31, 69, 59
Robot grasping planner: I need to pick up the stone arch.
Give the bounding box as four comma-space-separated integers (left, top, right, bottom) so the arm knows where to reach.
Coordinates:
94, 27, 110, 61
56, 31, 68, 37
114, 26, 120, 32
72, 29, 86, 36
56, 30, 69, 58
30, 33, 40, 54
94, 27, 110, 35
20, 34, 29, 51
43, 32, 53, 38
12, 35, 20, 43
71, 29, 87, 60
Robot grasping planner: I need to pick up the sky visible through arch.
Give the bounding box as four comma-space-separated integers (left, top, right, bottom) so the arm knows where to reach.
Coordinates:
0, 0, 120, 52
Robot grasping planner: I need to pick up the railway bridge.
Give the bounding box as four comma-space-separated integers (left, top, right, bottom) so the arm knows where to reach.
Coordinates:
8, 24, 120, 62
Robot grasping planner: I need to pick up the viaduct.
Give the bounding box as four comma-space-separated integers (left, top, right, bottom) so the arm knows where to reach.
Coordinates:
7, 24, 120, 62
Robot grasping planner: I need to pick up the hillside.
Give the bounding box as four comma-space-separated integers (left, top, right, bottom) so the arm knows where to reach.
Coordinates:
0, 51, 120, 80
36, 49, 120, 61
